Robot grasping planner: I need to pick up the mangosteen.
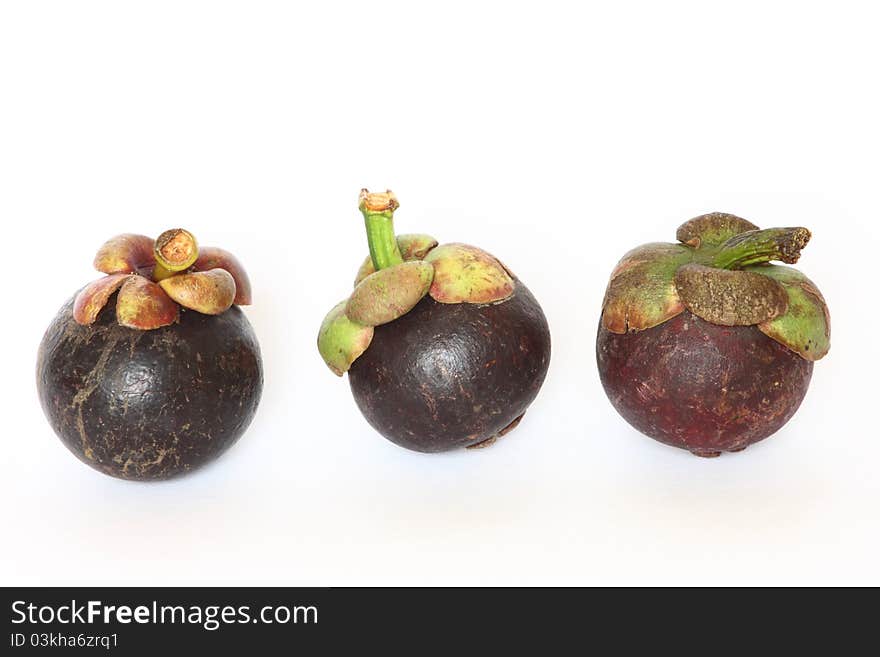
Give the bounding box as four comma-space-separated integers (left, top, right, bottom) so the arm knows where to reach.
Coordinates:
596, 212, 829, 457
318, 189, 551, 452
37, 229, 263, 480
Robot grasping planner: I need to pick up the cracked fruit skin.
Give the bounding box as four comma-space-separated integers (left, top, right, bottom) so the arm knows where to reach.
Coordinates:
597, 312, 812, 456
37, 293, 263, 480
348, 280, 550, 452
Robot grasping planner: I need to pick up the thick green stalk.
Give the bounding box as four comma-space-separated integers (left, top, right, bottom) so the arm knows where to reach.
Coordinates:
153, 228, 199, 281
359, 189, 403, 271
710, 227, 811, 270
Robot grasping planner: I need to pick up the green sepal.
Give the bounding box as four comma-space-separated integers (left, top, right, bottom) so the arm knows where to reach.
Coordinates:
354, 234, 439, 286
317, 300, 374, 376
424, 243, 515, 304
601, 243, 691, 333
346, 261, 434, 326
747, 265, 830, 360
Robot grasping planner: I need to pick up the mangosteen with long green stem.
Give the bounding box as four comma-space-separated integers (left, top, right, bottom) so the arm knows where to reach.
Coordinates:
318, 189, 551, 452
596, 212, 829, 457
37, 229, 263, 480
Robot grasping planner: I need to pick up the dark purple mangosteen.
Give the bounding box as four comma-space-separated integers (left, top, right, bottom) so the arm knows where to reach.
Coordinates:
596, 212, 829, 457
37, 229, 263, 480
318, 190, 551, 452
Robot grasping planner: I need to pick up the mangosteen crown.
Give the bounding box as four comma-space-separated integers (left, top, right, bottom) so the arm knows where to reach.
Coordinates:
318, 189, 517, 376
600, 212, 830, 360
73, 230, 252, 330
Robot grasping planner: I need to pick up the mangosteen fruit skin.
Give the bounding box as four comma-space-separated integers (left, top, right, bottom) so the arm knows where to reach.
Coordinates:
37, 293, 263, 480
348, 281, 551, 452
596, 311, 813, 456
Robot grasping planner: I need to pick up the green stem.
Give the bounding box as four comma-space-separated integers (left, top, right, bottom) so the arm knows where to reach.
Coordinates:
711, 227, 811, 269
359, 189, 403, 271
152, 228, 199, 281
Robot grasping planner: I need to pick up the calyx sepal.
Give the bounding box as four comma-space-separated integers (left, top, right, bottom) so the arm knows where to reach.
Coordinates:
318, 189, 521, 376
601, 213, 829, 360
676, 212, 759, 248
673, 264, 788, 326
749, 265, 830, 360
73, 229, 252, 330
318, 301, 374, 376
424, 243, 515, 304
601, 243, 690, 333
354, 234, 439, 285
347, 261, 434, 326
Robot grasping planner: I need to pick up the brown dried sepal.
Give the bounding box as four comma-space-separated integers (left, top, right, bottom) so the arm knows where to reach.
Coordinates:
354, 234, 439, 285
158, 269, 236, 315
346, 261, 434, 326
194, 247, 253, 305
116, 276, 179, 329
73, 274, 131, 325
676, 213, 759, 248
674, 263, 789, 326
93, 234, 156, 274
424, 243, 515, 304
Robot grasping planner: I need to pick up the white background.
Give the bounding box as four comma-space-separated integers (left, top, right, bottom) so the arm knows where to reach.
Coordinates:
1, 1, 877, 586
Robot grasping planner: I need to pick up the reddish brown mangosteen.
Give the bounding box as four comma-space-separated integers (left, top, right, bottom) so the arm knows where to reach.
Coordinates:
318, 190, 551, 452
596, 213, 830, 457
37, 229, 262, 480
